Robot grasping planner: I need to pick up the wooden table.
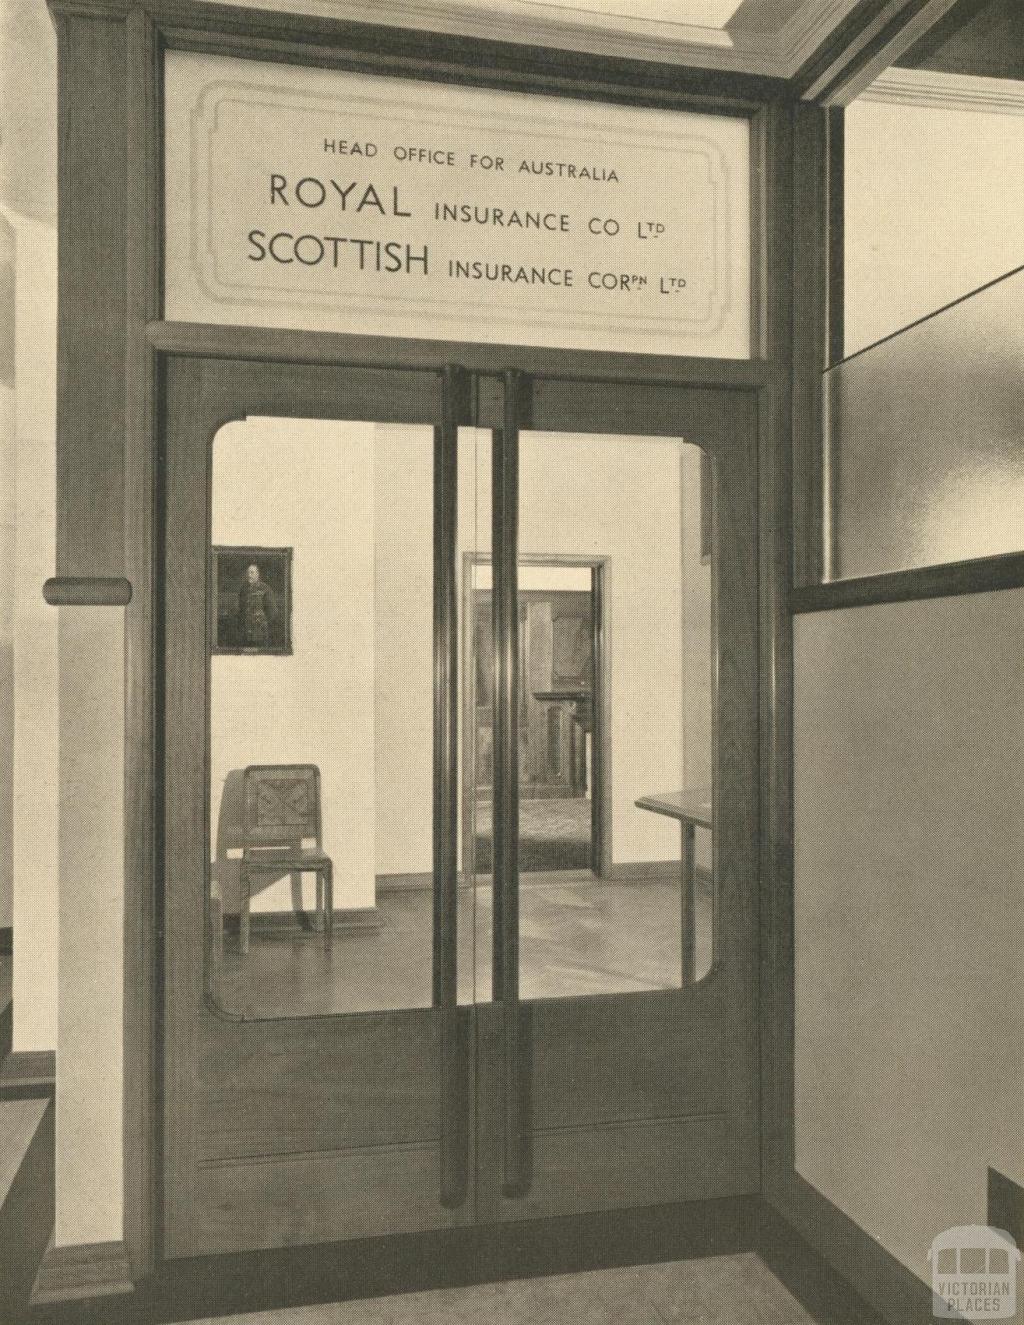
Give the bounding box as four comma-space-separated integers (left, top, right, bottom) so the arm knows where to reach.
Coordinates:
634, 789, 712, 985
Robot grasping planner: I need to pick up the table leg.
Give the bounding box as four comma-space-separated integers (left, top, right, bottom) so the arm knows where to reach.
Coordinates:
681, 822, 696, 986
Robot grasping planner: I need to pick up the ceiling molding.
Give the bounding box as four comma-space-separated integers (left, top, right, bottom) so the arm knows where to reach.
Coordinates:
198, 0, 864, 78
862, 65, 1024, 114
772, 0, 863, 69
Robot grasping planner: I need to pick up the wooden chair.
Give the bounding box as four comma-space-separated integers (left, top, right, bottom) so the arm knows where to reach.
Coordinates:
239, 764, 334, 955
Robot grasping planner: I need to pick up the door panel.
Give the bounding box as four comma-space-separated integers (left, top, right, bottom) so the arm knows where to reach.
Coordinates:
475, 386, 759, 1223
162, 356, 481, 1256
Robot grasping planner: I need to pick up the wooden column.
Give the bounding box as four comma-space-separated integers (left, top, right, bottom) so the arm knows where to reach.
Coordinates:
47, 0, 161, 1287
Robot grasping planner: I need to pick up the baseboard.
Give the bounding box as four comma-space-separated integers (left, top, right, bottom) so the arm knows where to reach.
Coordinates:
757, 1189, 889, 1324
0, 927, 12, 956
377, 866, 713, 890
31, 1197, 758, 1323
223, 906, 382, 933
764, 1170, 965, 1324
0, 1050, 56, 1100
30, 1235, 134, 1306
377, 872, 433, 893
606, 862, 713, 888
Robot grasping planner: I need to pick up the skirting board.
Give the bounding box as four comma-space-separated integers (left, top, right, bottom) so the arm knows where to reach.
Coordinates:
765, 1170, 967, 1325
31, 1236, 134, 1306
223, 907, 382, 932
377, 866, 711, 890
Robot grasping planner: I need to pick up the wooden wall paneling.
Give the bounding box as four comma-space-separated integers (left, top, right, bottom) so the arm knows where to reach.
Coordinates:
51, 6, 127, 578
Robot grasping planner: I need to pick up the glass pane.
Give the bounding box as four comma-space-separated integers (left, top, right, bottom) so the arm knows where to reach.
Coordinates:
207, 416, 480, 1018
513, 431, 715, 998
826, 267, 1024, 581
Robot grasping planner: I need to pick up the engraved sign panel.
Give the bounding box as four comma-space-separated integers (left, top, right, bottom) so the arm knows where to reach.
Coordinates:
165, 52, 751, 357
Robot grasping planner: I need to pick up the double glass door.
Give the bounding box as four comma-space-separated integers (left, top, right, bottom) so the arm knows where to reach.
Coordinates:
161, 355, 759, 1257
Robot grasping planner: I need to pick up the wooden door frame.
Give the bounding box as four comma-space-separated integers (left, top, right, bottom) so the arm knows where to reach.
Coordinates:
42, 0, 803, 1284
460, 551, 612, 883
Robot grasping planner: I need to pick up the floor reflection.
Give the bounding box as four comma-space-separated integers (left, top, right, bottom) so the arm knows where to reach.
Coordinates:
210, 872, 713, 1019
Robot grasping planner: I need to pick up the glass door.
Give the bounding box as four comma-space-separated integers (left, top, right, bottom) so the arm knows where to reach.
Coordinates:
162, 358, 760, 1257
472, 377, 760, 1223
162, 358, 489, 1255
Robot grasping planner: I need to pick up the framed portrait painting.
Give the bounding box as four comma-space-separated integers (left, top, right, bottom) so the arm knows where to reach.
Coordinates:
212, 546, 293, 655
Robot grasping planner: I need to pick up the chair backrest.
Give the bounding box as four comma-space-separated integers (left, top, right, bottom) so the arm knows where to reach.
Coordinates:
242, 764, 322, 853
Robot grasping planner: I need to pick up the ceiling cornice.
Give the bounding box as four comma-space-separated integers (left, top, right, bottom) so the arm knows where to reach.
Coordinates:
862, 65, 1024, 113
199, 0, 864, 77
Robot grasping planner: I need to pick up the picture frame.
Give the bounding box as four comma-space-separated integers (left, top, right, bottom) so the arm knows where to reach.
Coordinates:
211, 545, 293, 655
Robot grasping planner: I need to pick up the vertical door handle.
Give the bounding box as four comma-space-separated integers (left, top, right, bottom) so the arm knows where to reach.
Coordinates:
493, 370, 529, 1198
435, 366, 470, 1208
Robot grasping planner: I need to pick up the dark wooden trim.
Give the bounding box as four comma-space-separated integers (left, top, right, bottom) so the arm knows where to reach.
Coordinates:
0, 926, 11, 956
31, 1236, 134, 1307
757, 1197, 890, 1325
826, 108, 845, 371
28, 1197, 758, 1323
758, 101, 798, 1190
43, 577, 133, 607
798, 0, 965, 106
146, 323, 769, 392
493, 372, 525, 1199
790, 105, 834, 590
791, 551, 1024, 613
436, 366, 470, 1211
765, 1171, 950, 1324
50, 5, 128, 578
123, 0, 162, 1285
790, 0, 892, 97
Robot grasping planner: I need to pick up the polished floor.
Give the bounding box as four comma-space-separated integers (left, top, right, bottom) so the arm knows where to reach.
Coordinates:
211, 872, 713, 1019
184, 1254, 815, 1323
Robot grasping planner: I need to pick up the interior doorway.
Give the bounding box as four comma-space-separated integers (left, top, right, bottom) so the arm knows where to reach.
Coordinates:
464, 557, 608, 881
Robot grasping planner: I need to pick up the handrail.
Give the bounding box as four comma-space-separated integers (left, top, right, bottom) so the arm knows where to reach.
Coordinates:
436, 365, 471, 1209
493, 369, 529, 1199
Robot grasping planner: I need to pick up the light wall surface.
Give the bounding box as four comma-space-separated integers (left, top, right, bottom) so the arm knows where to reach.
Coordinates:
9, 208, 58, 1052
211, 417, 379, 913
794, 594, 1024, 1277
794, 79, 1024, 1291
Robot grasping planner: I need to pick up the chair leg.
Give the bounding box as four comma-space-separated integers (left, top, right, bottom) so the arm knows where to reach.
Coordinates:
315, 872, 324, 932
323, 865, 334, 955
240, 867, 251, 955
210, 891, 224, 965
